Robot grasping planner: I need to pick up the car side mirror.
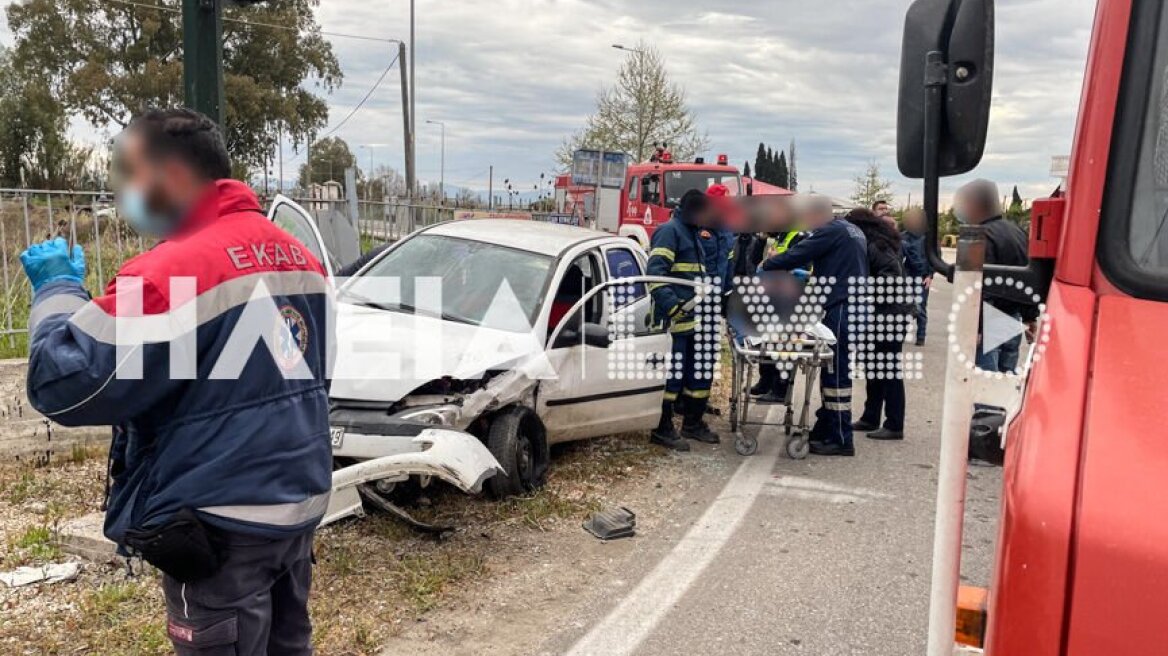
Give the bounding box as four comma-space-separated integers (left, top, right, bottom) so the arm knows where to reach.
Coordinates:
553, 322, 612, 349
896, 0, 994, 178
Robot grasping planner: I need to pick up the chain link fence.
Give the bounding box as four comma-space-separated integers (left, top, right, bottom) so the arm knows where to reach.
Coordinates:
0, 188, 457, 358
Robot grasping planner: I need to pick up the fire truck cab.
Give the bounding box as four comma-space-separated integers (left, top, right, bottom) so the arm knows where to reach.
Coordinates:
900, 0, 1168, 654
616, 154, 742, 248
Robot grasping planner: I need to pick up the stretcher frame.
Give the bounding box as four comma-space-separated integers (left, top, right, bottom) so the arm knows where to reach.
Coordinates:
728, 334, 836, 458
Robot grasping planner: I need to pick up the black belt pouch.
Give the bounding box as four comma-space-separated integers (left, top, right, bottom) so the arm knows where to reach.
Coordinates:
124, 508, 223, 583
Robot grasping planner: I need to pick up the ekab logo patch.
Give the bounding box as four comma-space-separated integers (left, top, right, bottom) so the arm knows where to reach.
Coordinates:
274, 304, 309, 371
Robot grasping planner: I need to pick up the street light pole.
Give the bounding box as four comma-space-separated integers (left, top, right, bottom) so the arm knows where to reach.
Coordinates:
426, 120, 445, 203
360, 145, 376, 201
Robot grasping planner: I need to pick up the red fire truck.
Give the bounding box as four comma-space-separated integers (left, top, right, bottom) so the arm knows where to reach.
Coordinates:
557, 149, 746, 246
899, 0, 1168, 654
614, 152, 743, 247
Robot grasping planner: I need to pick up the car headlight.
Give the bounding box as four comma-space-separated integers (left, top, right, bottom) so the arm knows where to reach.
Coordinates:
396, 405, 461, 426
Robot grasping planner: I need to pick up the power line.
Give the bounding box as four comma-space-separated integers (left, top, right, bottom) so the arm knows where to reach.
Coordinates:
107, 0, 402, 44
317, 52, 399, 139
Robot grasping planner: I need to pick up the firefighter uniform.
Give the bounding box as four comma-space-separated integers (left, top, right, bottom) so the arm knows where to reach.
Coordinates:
761, 218, 868, 454
647, 207, 719, 447
753, 230, 807, 400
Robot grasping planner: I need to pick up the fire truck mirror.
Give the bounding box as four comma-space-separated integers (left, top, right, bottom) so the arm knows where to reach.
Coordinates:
896, 0, 995, 179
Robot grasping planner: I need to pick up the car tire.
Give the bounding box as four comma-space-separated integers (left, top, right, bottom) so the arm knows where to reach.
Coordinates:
486, 407, 548, 498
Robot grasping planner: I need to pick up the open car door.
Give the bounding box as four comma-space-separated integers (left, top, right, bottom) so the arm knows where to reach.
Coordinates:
266, 194, 339, 279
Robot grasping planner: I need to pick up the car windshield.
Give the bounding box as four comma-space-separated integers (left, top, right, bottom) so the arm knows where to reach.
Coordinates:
664, 170, 742, 207
341, 234, 554, 332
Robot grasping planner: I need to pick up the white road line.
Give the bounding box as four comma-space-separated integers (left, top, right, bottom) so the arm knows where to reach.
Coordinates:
564, 405, 785, 656
761, 476, 895, 504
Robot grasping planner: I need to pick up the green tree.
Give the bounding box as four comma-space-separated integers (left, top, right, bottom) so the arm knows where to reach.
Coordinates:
557, 41, 708, 164
298, 137, 357, 189
1011, 185, 1024, 209
754, 143, 769, 183
850, 160, 893, 208
6, 0, 342, 177
775, 151, 789, 189
743, 161, 751, 178
788, 139, 798, 192
0, 45, 96, 188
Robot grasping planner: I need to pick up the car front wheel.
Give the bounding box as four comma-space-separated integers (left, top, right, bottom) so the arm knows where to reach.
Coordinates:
486, 407, 548, 498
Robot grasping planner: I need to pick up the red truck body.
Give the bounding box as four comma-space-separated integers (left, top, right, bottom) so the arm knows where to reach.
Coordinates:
614, 160, 743, 247
984, 0, 1168, 652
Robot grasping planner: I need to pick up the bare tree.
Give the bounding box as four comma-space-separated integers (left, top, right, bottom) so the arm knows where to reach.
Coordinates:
851, 160, 894, 208
557, 42, 709, 165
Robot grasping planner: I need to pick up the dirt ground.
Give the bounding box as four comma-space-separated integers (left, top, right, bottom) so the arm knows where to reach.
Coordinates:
0, 425, 732, 656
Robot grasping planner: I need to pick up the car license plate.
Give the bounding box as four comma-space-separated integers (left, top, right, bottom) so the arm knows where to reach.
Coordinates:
329, 426, 345, 448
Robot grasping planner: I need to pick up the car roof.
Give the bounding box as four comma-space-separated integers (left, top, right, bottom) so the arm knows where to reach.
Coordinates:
423, 219, 617, 256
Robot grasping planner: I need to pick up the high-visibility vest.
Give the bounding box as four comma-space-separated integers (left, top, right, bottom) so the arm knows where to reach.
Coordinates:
764, 230, 801, 260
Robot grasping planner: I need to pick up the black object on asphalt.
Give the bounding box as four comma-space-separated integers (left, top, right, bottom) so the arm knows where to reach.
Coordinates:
583, 507, 637, 541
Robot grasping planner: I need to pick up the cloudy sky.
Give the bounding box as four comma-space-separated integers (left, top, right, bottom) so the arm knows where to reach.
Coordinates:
4, 0, 1097, 205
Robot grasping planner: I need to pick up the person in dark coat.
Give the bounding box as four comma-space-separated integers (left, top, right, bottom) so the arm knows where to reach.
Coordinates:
901, 208, 932, 346
954, 179, 1037, 373
846, 208, 914, 440
761, 195, 868, 456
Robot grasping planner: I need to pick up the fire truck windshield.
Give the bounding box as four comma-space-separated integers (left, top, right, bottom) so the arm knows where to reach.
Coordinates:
1099, 0, 1168, 299
663, 170, 742, 207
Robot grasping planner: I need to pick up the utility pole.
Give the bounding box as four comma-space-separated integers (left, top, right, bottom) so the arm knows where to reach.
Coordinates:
410, 0, 416, 196
182, 0, 225, 125
399, 42, 415, 202
488, 165, 493, 210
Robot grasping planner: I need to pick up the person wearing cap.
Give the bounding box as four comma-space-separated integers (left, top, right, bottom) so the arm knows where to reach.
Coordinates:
646, 189, 721, 450
699, 184, 738, 297
761, 194, 869, 456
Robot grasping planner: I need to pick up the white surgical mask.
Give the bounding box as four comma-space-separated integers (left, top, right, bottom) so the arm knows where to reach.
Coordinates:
119, 186, 175, 237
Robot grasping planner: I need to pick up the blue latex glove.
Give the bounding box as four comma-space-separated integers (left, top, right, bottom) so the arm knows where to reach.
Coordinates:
792, 269, 810, 282
20, 237, 86, 292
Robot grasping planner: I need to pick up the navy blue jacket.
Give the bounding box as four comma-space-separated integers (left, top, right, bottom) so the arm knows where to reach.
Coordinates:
901, 230, 931, 279
761, 218, 869, 309
646, 210, 707, 333
697, 228, 735, 290
26, 181, 333, 546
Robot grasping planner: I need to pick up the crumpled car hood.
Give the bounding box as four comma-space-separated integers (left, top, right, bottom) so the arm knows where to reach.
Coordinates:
330, 302, 546, 403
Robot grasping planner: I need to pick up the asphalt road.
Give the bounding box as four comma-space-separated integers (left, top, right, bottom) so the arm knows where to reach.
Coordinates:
541, 274, 1003, 656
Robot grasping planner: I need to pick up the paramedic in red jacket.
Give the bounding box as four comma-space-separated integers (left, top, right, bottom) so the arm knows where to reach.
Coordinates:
20, 108, 331, 655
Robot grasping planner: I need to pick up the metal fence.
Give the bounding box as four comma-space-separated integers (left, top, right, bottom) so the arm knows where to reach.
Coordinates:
0, 188, 459, 357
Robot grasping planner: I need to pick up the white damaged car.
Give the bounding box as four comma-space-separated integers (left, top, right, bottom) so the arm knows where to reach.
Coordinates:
324, 219, 677, 522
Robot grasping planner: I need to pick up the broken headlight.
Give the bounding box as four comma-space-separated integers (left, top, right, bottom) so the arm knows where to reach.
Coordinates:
396, 405, 461, 426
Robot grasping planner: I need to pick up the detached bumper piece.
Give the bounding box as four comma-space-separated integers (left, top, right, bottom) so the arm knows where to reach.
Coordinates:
321, 429, 504, 527
583, 507, 637, 541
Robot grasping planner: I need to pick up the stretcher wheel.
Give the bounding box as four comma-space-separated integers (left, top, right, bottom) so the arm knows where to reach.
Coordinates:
735, 432, 758, 456
785, 433, 810, 460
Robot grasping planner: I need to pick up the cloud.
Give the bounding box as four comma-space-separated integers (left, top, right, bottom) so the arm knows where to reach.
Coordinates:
3, 0, 1097, 204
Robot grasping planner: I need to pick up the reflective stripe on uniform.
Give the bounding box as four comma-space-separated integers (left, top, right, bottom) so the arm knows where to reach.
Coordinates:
670, 319, 697, 333
650, 247, 676, 261
200, 491, 330, 526
663, 390, 679, 401
670, 262, 703, 273
647, 282, 667, 291
824, 401, 851, 411
822, 386, 852, 399
682, 388, 710, 399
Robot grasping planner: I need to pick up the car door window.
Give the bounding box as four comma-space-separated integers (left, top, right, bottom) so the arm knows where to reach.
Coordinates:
270, 201, 335, 274
548, 251, 605, 341
605, 248, 646, 307
628, 176, 639, 201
